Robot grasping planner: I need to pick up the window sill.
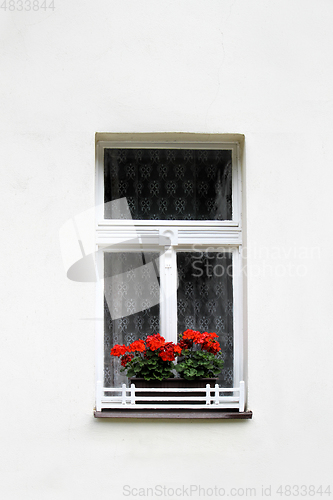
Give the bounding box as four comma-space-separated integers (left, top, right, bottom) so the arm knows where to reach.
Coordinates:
94, 409, 252, 419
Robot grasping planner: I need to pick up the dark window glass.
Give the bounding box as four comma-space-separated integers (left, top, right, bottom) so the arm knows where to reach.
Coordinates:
104, 252, 160, 387
104, 149, 232, 220
177, 251, 233, 387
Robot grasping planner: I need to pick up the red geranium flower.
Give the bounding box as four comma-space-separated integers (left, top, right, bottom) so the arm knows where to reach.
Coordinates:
120, 353, 134, 367
193, 332, 208, 344
182, 329, 199, 341
178, 338, 192, 350
146, 333, 166, 351
159, 351, 174, 361
128, 339, 146, 353
174, 345, 182, 356
110, 344, 128, 357
202, 339, 221, 353
159, 342, 179, 361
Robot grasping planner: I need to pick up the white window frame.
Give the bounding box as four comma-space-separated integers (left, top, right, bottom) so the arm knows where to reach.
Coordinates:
95, 133, 246, 413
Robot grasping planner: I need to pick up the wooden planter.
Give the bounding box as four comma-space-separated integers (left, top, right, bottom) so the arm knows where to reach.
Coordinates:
129, 377, 217, 405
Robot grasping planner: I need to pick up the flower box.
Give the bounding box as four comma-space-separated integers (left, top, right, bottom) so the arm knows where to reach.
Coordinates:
129, 377, 217, 405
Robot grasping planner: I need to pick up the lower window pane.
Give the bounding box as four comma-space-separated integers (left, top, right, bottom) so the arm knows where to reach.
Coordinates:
104, 252, 160, 387
177, 251, 234, 387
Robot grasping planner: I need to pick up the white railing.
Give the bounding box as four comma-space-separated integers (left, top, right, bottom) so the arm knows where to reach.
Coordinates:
96, 381, 245, 412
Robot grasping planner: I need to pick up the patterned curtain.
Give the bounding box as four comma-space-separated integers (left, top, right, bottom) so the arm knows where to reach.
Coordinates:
177, 252, 234, 387
104, 252, 160, 387
104, 148, 232, 220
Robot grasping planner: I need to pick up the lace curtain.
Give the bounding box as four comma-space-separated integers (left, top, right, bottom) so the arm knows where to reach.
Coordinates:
177, 252, 234, 387
104, 148, 232, 220
104, 252, 160, 387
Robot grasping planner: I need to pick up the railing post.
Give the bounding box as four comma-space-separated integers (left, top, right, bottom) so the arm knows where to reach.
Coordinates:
214, 383, 219, 405
206, 384, 211, 405
239, 381, 245, 412
130, 383, 135, 405
96, 381, 102, 411
121, 383, 127, 405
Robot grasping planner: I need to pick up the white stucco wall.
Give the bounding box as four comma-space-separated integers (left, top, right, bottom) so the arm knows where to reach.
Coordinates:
1, 1, 333, 499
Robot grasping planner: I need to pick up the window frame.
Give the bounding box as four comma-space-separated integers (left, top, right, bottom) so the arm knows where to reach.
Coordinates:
94, 133, 247, 415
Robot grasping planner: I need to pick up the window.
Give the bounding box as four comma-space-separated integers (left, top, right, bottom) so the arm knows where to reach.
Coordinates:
95, 134, 249, 417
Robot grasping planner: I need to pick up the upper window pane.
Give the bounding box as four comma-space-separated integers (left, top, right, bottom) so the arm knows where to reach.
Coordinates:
104, 148, 232, 220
